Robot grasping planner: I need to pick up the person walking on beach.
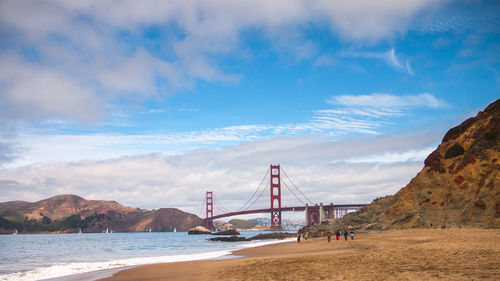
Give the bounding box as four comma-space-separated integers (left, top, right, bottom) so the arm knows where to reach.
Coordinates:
344, 230, 348, 240
327, 231, 331, 243
350, 231, 354, 240
335, 230, 340, 240
297, 233, 301, 243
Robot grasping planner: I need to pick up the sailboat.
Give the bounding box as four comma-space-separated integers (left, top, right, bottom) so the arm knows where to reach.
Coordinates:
78, 228, 82, 234
149, 228, 152, 233
173, 227, 176, 233
105, 228, 109, 234
13, 229, 18, 235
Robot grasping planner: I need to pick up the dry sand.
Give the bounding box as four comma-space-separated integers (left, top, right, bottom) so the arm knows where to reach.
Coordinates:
101, 228, 500, 281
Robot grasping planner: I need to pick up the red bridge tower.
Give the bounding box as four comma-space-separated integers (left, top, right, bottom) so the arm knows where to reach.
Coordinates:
270, 164, 282, 229
205, 191, 214, 231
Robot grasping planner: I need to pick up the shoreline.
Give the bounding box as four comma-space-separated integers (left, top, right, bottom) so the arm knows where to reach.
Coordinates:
101, 228, 500, 281
29, 238, 294, 281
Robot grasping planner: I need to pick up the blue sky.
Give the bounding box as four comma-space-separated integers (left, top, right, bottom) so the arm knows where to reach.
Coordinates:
0, 0, 499, 217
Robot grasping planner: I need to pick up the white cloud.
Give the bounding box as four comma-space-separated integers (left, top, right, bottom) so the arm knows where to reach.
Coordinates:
409, 1, 500, 34
9, 101, 428, 167
0, 55, 104, 124
406, 60, 415, 75
317, 0, 444, 41
0, 0, 453, 167
346, 147, 434, 163
0, 133, 439, 215
328, 93, 448, 109
314, 54, 336, 67
0, 0, 448, 124
2, 89, 449, 168
342, 48, 415, 75
387, 48, 403, 69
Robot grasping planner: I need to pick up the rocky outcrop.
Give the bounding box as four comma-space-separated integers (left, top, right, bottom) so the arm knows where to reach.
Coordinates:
188, 226, 212, 234
322, 99, 500, 231
212, 229, 240, 235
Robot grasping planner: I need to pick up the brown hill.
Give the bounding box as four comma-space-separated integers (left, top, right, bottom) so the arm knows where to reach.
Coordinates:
27, 194, 139, 220
328, 99, 500, 230
0, 194, 204, 233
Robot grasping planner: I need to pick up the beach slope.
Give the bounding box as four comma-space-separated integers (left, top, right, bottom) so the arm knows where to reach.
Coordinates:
102, 228, 500, 281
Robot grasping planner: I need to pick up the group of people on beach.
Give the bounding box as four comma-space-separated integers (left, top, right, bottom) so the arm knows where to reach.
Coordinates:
326, 230, 354, 242
297, 230, 354, 243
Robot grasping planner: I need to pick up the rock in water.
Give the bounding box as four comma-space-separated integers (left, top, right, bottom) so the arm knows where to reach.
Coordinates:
212, 229, 240, 235
208, 235, 248, 242
248, 232, 296, 240
188, 226, 212, 234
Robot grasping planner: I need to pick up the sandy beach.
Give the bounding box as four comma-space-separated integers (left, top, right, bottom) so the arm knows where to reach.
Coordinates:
101, 228, 500, 281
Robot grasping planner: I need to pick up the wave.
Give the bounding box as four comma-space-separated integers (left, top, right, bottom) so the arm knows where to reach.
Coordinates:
1, 238, 294, 281
1, 250, 230, 281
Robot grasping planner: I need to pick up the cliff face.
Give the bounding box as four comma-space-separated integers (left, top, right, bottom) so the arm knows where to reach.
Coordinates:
0, 194, 203, 233
336, 99, 500, 230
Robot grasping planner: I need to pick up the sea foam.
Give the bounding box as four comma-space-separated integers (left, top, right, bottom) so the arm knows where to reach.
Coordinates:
1, 238, 294, 281
1, 250, 230, 281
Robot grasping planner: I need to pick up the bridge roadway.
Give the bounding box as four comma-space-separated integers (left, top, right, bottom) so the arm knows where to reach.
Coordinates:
210, 204, 366, 220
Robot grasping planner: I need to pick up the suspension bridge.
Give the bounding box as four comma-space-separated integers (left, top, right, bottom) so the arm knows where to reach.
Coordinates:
201, 164, 366, 230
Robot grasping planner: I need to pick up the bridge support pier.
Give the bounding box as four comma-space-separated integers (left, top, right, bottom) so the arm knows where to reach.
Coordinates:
328, 203, 334, 220
319, 203, 326, 223
305, 204, 320, 226
305, 204, 309, 226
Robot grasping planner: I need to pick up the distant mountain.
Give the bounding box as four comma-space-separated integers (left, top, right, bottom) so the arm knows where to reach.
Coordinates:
328, 99, 499, 230
0, 194, 203, 234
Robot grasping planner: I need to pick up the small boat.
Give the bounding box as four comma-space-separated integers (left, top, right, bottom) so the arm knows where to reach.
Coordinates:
78, 228, 82, 234
13, 229, 18, 235
105, 228, 109, 234
149, 228, 152, 233
173, 228, 176, 233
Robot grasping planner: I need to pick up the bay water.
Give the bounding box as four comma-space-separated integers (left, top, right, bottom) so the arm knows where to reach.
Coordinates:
0, 231, 292, 281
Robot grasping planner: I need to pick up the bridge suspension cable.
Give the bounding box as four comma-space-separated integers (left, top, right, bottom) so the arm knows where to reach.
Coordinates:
281, 167, 314, 205
202, 165, 314, 218
214, 205, 229, 215
243, 180, 269, 211
236, 167, 270, 211
198, 195, 206, 218
281, 179, 306, 205
213, 195, 232, 214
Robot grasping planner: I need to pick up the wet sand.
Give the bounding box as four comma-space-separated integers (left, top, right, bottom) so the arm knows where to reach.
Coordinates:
101, 228, 500, 281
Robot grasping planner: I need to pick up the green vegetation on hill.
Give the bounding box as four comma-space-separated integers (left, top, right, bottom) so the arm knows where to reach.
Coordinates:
229, 219, 258, 229
0, 212, 106, 233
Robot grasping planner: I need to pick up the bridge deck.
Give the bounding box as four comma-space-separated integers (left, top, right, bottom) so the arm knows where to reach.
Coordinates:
210, 204, 366, 220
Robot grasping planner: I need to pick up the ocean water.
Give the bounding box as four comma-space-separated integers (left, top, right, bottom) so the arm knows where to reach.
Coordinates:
0, 231, 293, 281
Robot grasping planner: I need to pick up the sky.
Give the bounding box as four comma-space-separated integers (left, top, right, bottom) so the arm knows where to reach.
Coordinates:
0, 0, 499, 219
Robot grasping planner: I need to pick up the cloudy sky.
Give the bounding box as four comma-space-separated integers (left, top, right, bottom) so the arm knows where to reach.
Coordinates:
0, 0, 499, 219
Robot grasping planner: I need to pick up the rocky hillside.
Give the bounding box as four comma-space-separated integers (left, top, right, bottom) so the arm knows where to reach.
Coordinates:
0, 194, 203, 233
325, 99, 499, 231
